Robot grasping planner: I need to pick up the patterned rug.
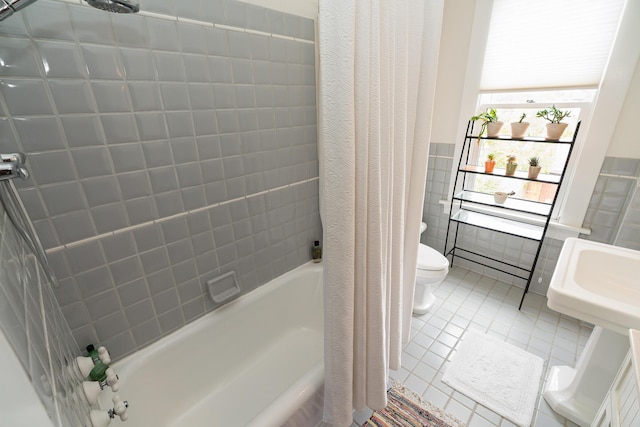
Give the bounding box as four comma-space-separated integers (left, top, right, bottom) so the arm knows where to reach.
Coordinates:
363, 383, 466, 427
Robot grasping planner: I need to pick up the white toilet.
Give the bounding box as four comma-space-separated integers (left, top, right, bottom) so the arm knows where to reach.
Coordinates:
413, 222, 449, 315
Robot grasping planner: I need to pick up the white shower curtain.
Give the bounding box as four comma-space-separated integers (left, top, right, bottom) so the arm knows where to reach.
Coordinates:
318, 1, 443, 425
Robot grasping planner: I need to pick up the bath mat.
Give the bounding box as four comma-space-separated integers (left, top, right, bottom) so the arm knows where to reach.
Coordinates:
363, 382, 466, 427
442, 331, 544, 427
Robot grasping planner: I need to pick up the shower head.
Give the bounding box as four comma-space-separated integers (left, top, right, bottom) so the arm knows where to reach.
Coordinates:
85, 0, 139, 13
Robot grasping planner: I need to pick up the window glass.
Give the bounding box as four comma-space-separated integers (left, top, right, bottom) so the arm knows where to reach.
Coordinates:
469, 91, 592, 215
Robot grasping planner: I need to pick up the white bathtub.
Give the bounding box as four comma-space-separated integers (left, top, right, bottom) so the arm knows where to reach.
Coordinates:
100, 263, 324, 427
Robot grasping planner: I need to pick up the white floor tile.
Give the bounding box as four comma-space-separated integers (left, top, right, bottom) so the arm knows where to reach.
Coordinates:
412, 362, 437, 383
354, 266, 590, 427
423, 385, 449, 409
475, 404, 503, 425
445, 398, 473, 424
404, 374, 429, 395
469, 413, 499, 427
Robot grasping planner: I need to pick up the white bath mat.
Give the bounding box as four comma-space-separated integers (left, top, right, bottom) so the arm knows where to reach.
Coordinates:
442, 331, 544, 427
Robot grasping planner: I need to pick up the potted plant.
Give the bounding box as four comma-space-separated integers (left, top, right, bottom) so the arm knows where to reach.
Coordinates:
536, 105, 571, 140
510, 113, 530, 139
494, 191, 515, 204
527, 156, 541, 179
505, 154, 518, 176
471, 108, 503, 140
485, 153, 496, 173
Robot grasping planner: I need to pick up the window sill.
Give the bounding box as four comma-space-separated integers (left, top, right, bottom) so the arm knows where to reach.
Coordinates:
438, 199, 591, 240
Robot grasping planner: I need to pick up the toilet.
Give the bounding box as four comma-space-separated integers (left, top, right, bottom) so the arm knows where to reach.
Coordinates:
413, 222, 449, 315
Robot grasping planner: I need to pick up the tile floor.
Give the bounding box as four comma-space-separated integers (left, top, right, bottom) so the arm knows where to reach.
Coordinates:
353, 266, 594, 427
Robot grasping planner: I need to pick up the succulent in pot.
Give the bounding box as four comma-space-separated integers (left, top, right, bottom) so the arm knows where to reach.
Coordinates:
536, 105, 571, 140
471, 108, 503, 140
527, 156, 542, 179
505, 154, 518, 176
510, 113, 530, 139
485, 153, 496, 173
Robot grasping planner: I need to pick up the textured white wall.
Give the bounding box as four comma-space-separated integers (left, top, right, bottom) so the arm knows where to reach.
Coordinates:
608, 58, 640, 158
430, 0, 478, 145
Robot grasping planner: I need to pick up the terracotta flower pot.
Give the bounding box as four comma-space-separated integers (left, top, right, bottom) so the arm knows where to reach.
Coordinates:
528, 166, 542, 179
485, 160, 496, 173
545, 123, 568, 140
510, 122, 530, 139
486, 121, 504, 137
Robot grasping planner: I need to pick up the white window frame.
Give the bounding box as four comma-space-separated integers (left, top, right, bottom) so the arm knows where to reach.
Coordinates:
447, 0, 640, 239
471, 97, 593, 222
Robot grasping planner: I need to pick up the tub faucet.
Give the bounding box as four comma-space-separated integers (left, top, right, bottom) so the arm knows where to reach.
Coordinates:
82, 368, 120, 404
0, 152, 29, 181
90, 395, 129, 427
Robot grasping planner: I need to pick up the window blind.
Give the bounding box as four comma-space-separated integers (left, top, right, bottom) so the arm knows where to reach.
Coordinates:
480, 0, 626, 91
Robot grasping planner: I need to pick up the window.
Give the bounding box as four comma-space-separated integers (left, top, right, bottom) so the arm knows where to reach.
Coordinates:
468, 90, 595, 219
453, 0, 632, 232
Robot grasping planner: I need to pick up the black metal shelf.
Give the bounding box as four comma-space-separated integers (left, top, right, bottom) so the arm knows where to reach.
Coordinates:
450, 209, 544, 241
468, 134, 575, 144
453, 190, 551, 217
444, 246, 532, 282
444, 120, 581, 309
459, 165, 561, 184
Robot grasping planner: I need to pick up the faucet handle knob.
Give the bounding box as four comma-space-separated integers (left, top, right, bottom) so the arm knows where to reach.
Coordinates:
16, 166, 29, 180
112, 395, 129, 421
105, 368, 120, 392
76, 356, 95, 378
97, 346, 111, 365
89, 396, 129, 426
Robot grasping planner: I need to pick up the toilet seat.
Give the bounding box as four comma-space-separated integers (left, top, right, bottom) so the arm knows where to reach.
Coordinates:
417, 244, 449, 271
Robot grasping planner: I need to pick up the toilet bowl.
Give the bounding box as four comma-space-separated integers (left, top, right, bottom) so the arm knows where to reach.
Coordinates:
413, 222, 449, 315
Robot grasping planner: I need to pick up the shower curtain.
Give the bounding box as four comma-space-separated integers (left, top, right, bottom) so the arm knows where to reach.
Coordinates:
318, 1, 443, 425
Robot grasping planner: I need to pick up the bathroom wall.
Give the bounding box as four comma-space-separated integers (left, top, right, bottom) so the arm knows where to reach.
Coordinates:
238, 0, 318, 19
606, 58, 640, 159
581, 157, 640, 250
0, 198, 91, 426
0, 0, 321, 359
421, 144, 640, 295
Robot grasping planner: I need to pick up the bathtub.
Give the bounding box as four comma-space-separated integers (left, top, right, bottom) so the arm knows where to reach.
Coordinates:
99, 262, 324, 427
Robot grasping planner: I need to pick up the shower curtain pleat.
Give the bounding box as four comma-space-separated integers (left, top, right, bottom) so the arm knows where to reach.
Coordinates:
319, 1, 443, 425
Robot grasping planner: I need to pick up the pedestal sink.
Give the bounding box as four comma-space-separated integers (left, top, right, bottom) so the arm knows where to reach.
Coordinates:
544, 238, 640, 427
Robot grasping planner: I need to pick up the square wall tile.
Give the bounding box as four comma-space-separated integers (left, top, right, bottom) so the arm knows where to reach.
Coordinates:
14, 117, 66, 152
112, 13, 150, 49
0, 38, 42, 78
60, 116, 106, 148
71, 147, 114, 179
0, 79, 53, 116
25, 1, 75, 41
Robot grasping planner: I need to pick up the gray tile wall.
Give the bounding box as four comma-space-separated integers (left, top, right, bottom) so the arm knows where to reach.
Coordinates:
421, 144, 639, 297
0, 0, 320, 359
616, 185, 640, 250
580, 157, 640, 250
0, 201, 90, 426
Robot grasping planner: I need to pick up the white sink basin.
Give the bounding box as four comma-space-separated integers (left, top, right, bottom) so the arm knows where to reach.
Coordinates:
548, 237, 640, 335
545, 238, 640, 425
